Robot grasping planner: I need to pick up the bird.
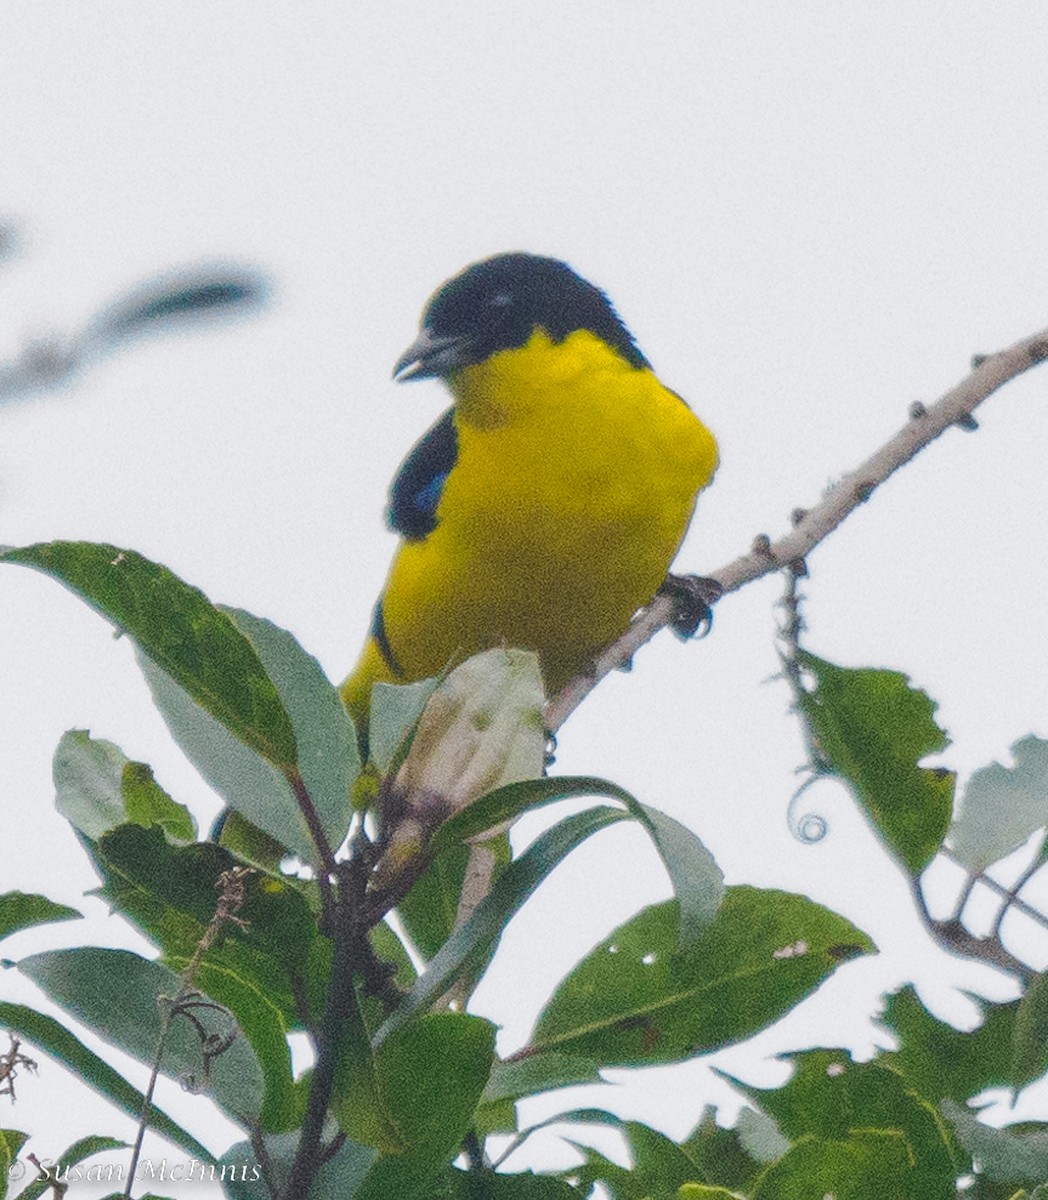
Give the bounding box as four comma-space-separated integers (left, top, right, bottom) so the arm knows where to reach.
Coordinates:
340, 252, 719, 741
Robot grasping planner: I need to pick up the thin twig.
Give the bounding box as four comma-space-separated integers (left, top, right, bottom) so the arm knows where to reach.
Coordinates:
123, 867, 254, 1198
545, 325, 1048, 732
908, 875, 1031, 978
937, 847, 1048, 938
991, 849, 1047, 941
0, 1034, 37, 1100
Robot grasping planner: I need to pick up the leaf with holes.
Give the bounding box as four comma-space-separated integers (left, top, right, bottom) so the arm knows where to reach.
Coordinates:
528, 889, 872, 1065
797, 653, 953, 874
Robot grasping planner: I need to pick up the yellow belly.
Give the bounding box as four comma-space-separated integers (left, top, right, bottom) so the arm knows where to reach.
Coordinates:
342, 329, 718, 726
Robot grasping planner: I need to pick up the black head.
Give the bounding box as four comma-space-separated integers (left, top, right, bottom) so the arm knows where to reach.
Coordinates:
393, 252, 649, 380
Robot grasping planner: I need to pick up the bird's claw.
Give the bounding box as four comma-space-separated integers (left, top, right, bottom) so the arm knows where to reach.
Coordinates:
659, 573, 723, 639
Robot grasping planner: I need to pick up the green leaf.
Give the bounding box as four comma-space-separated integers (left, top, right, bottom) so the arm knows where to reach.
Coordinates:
0, 892, 80, 942
378, 806, 630, 1043
729, 1050, 957, 1198
0, 542, 297, 767
369, 677, 440, 774
218, 1132, 378, 1200
634, 801, 723, 949
431, 1167, 581, 1198
19, 947, 265, 1125
215, 809, 289, 872
677, 1187, 747, 1200
623, 1118, 707, 1193
0, 1131, 28, 1200
1012, 972, 1048, 1092
332, 975, 405, 1153
750, 1131, 914, 1199
15, 1136, 127, 1200
354, 1014, 497, 1200
369, 920, 418, 991
879, 985, 1039, 1104
529, 889, 873, 1065
137, 652, 316, 861
949, 736, 1048, 872
529, 1111, 706, 1199
90, 824, 312, 1022
679, 1106, 768, 1193
397, 840, 480, 961
180, 957, 299, 1132
482, 1053, 602, 1104
433, 776, 724, 951
223, 607, 357, 852
797, 653, 954, 874
52, 729, 195, 842
942, 1100, 1048, 1185
0, 1002, 210, 1158
734, 1107, 791, 1164
397, 834, 513, 960
429, 776, 632, 851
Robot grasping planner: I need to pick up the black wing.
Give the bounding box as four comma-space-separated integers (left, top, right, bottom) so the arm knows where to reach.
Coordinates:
386, 407, 459, 541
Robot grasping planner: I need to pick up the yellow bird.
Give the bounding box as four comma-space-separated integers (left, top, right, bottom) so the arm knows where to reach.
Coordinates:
341, 252, 719, 737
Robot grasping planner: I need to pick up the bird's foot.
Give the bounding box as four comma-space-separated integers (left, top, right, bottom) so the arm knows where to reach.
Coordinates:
659, 573, 723, 639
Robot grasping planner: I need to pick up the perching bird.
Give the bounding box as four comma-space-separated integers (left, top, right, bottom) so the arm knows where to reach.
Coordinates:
341, 252, 719, 737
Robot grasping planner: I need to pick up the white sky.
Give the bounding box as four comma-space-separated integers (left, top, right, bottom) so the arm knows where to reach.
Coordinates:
2, 2, 1048, 1190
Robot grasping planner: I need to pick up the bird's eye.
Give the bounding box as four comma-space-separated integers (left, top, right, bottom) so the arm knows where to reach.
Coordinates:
489, 292, 513, 309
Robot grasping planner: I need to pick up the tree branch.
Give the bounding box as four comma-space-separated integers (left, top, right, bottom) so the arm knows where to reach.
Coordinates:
545, 324, 1048, 733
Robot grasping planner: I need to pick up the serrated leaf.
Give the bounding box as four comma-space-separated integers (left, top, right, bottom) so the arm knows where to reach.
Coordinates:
19, 947, 265, 1125
0, 1002, 210, 1158
0, 892, 80, 942
942, 1100, 1048, 1185
52, 729, 195, 842
0, 542, 296, 767
798, 653, 953, 874
679, 1106, 767, 1193
879, 985, 1037, 1104
950, 736, 1048, 873
728, 1049, 957, 1197
529, 890, 873, 1065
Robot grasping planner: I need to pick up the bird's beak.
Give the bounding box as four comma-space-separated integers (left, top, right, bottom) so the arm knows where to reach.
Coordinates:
393, 328, 471, 381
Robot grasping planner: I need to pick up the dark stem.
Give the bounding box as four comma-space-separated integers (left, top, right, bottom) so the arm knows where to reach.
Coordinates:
284, 863, 360, 1199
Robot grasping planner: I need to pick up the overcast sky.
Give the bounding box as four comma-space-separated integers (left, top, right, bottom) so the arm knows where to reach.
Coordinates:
2, 2, 1048, 1188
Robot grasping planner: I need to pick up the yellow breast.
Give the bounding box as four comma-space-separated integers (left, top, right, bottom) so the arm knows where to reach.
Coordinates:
374, 328, 718, 696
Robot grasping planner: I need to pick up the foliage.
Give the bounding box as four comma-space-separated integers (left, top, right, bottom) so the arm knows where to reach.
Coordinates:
1, 541, 1048, 1198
